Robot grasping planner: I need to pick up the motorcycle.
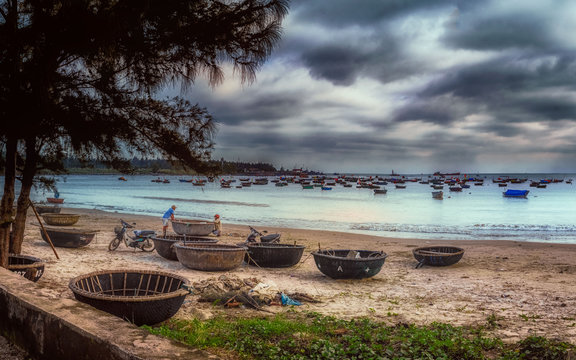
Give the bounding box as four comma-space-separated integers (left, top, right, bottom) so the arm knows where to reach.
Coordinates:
245, 226, 281, 243
108, 219, 156, 252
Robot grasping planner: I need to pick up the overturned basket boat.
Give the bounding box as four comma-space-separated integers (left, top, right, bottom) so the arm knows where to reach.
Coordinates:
40, 228, 97, 248
312, 249, 388, 279
7, 254, 45, 282
152, 235, 218, 261
246, 243, 305, 268
171, 220, 214, 236
35, 205, 61, 214
413, 246, 464, 268
174, 243, 245, 271
42, 213, 80, 226
69, 270, 190, 326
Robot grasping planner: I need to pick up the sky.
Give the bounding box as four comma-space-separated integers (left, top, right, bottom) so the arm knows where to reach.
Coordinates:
180, 0, 576, 174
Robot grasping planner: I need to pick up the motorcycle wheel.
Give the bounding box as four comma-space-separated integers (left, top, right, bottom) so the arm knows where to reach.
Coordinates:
140, 238, 155, 252
108, 237, 121, 251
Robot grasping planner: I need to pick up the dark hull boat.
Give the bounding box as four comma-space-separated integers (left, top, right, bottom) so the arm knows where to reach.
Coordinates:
7, 254, 45, 282
413, 246, 464, 268
171, 220, 214, 236
151, 235, 218, 261
69, 270, 190, 326
245, 243, 305, 268
35, 205, 61, 214
312, 249, 387, 279
41, 228, 97, 248
174, 243, 245, 271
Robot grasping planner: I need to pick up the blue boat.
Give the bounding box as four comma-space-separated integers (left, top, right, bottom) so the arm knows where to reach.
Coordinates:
503, 189, 529, 198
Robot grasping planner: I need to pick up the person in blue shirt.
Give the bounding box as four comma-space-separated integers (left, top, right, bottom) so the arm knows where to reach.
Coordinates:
162, 205, 176, 237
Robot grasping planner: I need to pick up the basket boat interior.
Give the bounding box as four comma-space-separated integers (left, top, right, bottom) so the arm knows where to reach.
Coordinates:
69, 270, 189, 300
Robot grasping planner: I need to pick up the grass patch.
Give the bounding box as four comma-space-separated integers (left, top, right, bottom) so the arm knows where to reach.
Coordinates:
142, 312, 575, 359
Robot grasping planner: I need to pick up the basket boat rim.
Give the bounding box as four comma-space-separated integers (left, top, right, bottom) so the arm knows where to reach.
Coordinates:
413, 246, 465, 257
174, 243, 245, 251
7, 254, 45, 269
68, 269, 190, 302
171, 220, 213, 225
312, 249, 388, 261
246, 243, 306, 249
44, 228, 97, 235
41, 213, 80, 218
151, 236, 216, 242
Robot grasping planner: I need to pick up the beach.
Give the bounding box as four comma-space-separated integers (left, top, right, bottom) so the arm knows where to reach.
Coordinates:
20, 207, 576, 344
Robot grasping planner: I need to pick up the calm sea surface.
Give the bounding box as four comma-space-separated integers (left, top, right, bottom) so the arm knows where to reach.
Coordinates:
23, 173, 576, 244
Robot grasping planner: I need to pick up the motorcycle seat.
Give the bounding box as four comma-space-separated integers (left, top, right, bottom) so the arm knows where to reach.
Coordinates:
261, 233, 281, 243
134, 230, 156, 237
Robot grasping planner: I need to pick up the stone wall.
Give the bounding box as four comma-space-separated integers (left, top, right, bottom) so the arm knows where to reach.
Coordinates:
0, 268, 215, 360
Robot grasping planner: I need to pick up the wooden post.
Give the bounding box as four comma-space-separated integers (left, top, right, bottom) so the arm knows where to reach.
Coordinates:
29, 201, 59, 260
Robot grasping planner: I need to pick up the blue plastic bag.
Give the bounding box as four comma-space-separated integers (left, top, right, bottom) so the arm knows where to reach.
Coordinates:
281, 293, 301, 306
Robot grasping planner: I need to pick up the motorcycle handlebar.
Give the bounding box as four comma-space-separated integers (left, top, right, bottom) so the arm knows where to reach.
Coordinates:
120, 219, 134, 228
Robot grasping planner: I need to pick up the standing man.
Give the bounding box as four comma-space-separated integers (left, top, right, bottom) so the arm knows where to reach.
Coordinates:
162, 205, 176, 237
213, 214, 222, 237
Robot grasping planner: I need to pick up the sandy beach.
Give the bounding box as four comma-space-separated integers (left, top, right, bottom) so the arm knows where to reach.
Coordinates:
18, 207, 576, 344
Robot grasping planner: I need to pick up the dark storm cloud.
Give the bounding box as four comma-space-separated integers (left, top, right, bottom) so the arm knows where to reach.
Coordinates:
196, 91, 305, 126
299, 34, 421, 86
443, 15, 556, 51
392, 52, 576, 126
392, 100, 457, 125
199, 0, 576, 171
520, 98, 576, 120
281, 0, 448, 86
470, 123, 523, 138
290, 0, 455, 27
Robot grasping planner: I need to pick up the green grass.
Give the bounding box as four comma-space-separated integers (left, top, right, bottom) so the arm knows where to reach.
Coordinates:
142, 312, 575, 359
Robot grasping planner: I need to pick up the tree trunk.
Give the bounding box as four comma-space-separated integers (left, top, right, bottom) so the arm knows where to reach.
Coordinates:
0, 138, 18, 268
11, 138, 38, 254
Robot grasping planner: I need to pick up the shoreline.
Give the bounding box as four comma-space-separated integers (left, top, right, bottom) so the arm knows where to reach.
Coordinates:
19, 207, 576, 344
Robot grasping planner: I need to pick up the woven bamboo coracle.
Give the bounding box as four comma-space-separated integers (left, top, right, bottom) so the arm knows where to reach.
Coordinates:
69, 269, 190, 325
152, 235, 218, 261
42, 213, 80, 226
8, 254, 45, 282
174, 243, 245, 271
413, 246, 464, 268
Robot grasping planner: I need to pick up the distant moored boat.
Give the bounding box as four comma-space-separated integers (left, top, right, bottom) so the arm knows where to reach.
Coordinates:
503, 189, 529, 198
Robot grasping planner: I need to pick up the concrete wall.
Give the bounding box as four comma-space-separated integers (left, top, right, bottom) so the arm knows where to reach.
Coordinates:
0, 268, 216, 360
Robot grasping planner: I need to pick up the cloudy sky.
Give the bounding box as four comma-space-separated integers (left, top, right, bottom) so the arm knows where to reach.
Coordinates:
184, 0, 576, 174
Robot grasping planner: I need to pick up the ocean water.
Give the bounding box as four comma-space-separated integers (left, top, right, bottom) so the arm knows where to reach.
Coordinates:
24, 173, 576, 244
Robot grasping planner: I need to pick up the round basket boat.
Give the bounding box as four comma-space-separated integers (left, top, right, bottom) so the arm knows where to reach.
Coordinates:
152, 235, 218, 261
40, 228, 96, 248
246, 243, 305, 268
312, 249, 388, 279
35, 205, 62, 214
174, 243, 245, 271
42, 213, 80, 226
413, 246, 464, 268
171, 220, 214, 236
7, 254, 45, 282
68, 270, 190, 326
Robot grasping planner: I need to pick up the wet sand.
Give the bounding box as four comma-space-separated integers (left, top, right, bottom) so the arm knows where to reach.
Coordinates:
19, 207, 576, 343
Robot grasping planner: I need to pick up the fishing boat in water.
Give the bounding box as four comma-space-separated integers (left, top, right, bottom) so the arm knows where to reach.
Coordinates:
46, 197, 64, 204
502, 189, 529, 198
432, 191, 443, 199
